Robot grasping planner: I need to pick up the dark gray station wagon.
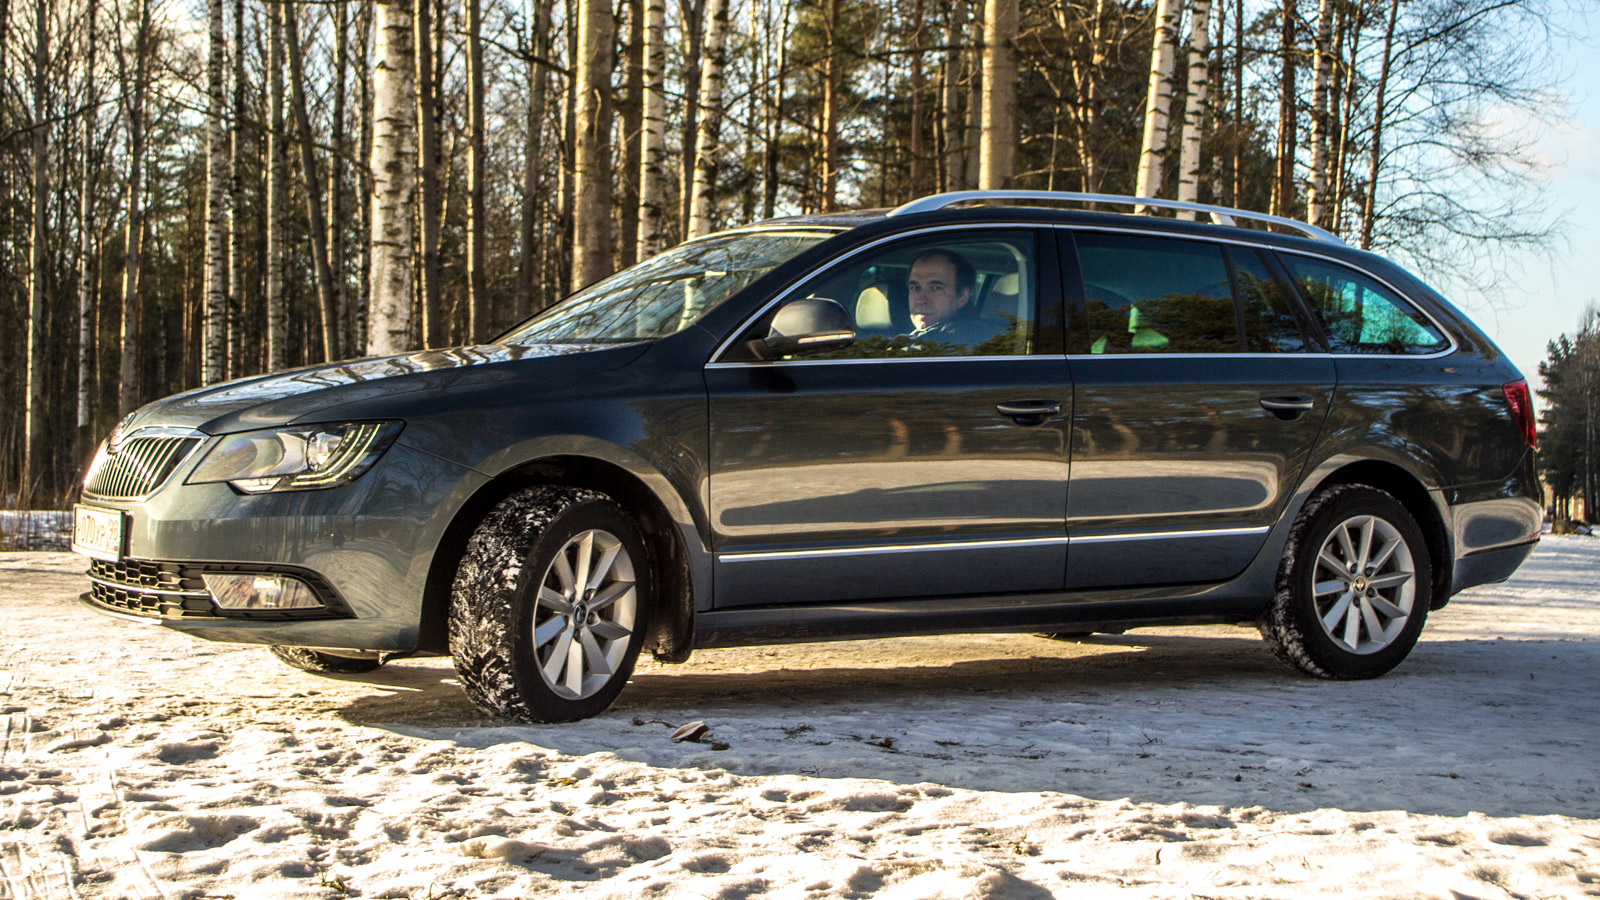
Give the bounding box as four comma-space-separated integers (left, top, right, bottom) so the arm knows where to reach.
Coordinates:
73, 191, 1542, 722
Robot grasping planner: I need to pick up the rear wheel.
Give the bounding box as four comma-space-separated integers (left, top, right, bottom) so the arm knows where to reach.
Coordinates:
1260, 485, 1432, 679
448, 486, 649, 723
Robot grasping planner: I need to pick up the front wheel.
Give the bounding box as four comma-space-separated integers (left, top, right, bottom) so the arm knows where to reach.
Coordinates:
1259, 485, 1432, 680
449, 486, 649, 723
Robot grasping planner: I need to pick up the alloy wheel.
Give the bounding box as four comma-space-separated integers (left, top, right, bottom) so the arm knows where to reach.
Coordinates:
1311, 514, 1416, 655
532, 529, 638, 699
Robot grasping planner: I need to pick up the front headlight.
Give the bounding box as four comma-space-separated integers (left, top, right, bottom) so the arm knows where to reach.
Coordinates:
187, 421, 403, 493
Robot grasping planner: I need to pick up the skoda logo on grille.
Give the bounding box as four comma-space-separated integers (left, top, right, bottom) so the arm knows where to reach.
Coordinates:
107, 412, 138, 452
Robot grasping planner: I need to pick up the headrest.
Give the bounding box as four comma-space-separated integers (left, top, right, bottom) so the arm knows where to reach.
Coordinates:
992, 273, 1019, 296
855, 284, 893, 330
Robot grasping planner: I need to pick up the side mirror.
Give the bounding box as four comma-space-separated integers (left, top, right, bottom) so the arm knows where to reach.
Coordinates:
755, 298, 855, 359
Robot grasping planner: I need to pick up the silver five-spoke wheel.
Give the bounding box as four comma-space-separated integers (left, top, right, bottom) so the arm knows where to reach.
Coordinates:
1311, 514, 1415, 654
534, 529, 638, 699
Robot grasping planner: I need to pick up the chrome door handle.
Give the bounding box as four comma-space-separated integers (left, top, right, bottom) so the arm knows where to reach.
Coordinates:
1259, 396, 1315, 420
996, 400, 1062, 427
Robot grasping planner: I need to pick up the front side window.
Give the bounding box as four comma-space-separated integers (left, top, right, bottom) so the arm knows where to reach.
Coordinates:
776, 230, 1040, 359
501, 229, 835, 344
1282, 255, 1448, 355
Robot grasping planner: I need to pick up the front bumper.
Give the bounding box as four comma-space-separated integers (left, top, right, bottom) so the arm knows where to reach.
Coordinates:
75, 440, 488, 651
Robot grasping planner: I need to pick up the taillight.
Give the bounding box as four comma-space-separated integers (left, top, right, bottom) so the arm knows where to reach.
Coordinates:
1502, 379, 1537, 450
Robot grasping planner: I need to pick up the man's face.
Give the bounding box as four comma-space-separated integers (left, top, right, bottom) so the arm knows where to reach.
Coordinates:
907, 255, 971, 331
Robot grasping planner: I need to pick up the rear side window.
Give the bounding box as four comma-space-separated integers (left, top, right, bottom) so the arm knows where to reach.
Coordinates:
1282, 255, 1448, 355
1075, 233, 1236, 354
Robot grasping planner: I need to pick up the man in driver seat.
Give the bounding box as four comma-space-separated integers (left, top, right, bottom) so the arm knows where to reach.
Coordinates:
903, 249, 997, 348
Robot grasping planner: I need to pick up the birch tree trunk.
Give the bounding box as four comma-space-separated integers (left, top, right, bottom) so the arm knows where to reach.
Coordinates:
78, 0, 98, 432
519, 0, 554, 313
907, 0, 926, 197
355, 0, 374, 354
266, 5, 289, 371
284, 0, 340, 362
1082, 0, 1107, 193
1175, 0, 1212, 211
466, 0, 487, 340
227, 0, 246, 377
415, 0, 442, 347
636, 0, 667, 258
119, 0, 153, 415
24, 0, 49, 499
978, 0, 1017, 190
687, 0, 731, 238
368, 0, 418, 356
329, 0, 349, 353
617, 0, 644, 268
1307, 0, 1335, 228
1135, 0, 1182, 199
571, 0, 615, 287
204, 0, 229, 384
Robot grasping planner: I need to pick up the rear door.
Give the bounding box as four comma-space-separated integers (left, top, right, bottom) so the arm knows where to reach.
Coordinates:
1060, 229, 1337, 588
705, 226, 1071, 607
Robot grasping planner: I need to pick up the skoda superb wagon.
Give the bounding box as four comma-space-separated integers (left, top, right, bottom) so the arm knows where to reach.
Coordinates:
73, 191, 1542, 722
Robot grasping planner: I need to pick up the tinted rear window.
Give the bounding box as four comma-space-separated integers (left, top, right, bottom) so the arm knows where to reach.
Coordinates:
1282, 255, 1448, 355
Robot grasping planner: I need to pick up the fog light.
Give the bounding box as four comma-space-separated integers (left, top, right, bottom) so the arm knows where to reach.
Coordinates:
202, 573, 324, 610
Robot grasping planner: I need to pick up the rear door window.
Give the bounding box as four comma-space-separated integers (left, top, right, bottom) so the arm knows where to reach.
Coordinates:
1281, 255, 1449, 355
1070, 233, 1309, 354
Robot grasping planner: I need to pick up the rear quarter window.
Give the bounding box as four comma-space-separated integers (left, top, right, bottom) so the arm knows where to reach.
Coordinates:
1282, 255, 1449, 355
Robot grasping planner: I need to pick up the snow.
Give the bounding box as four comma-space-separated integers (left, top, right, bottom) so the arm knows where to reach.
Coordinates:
1, 538, 1598, 898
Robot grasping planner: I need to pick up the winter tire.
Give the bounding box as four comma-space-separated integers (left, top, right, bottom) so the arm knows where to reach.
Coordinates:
1259, 484, 1432, 680
269, 645, 389, 674
448, 486, 649, 723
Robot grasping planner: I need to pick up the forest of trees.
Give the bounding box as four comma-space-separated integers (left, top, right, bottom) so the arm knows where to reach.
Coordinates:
0, 0, 1567, 507
1541, 308, 1600, 526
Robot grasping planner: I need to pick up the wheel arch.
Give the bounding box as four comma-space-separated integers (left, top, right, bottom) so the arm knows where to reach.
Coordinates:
417, 454, 698, 662
1305, 459, 1453, 609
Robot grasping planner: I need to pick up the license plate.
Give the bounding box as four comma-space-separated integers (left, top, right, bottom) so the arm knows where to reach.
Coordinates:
72, 505, 125, 561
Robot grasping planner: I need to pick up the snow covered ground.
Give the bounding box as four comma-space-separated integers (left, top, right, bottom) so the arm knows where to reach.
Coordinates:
2, 538, 1598, 899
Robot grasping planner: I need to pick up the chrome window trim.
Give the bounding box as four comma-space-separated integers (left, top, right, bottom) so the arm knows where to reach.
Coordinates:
719, 535, 1069, 563
708, 354, 1068, 369
707, 222, 1050, 365
1057, 225, 1459, 361
1069, 525, 1271, 545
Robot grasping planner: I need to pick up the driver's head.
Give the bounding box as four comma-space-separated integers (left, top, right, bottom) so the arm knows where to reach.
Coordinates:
906, 249, 975, 331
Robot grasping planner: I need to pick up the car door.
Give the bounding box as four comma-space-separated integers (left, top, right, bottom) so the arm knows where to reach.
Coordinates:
705, 227, 1071, 607
1060, 228, 1337, 589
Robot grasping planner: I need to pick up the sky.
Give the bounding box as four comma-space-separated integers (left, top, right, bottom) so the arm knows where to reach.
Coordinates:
1466, 5, 1600, 394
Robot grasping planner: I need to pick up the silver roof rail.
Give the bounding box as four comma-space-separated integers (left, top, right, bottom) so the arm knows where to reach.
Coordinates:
887, 190, 1346, 245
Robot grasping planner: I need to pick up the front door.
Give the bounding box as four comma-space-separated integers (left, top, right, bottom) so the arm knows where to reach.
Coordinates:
706, 227, 1071, 607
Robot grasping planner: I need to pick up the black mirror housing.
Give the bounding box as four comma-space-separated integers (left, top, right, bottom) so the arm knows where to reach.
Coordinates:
758, 298, 856, 359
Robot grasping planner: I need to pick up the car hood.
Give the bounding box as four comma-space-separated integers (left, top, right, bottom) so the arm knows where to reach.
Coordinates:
120, 342, 649, 436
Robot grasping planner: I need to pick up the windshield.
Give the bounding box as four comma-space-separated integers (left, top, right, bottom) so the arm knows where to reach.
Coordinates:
502, 229, 837, 344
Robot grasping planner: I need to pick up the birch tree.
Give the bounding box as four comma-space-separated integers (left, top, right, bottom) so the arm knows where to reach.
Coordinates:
1135, 0, 1181, 199
687, 0, 732, 238
466, 0, 487, 341
23, 0, 49, 498
266, 5, 288, 371
1175, 0, 1212, 210
368, 0, 418, 356
636, 0, 667, 257
571, 0, 614, 287
118, 0, 153, 415
203, 0, 228, 384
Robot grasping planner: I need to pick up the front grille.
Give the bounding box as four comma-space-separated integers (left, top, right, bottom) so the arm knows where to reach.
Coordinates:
83, 557, 351, 620
83, 434, 203, 499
